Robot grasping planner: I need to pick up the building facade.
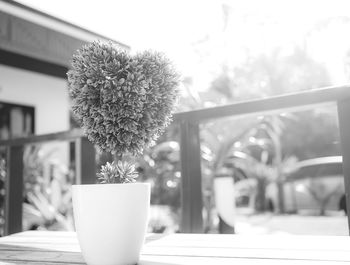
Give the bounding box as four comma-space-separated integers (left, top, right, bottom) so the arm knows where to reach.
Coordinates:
0, 0, 129, 138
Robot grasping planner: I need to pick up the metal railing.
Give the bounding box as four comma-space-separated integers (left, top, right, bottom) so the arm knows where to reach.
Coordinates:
1, 85, 350, 235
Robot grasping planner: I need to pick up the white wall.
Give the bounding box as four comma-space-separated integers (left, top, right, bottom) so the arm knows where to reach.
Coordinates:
0, 64, 71, 170
0, 64, 70, 134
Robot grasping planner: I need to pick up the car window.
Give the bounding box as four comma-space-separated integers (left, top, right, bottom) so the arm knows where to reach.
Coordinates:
287, 163, 343, 180
316, 163, 343, 177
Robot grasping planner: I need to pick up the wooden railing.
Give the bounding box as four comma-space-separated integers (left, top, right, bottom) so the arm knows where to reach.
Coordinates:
176, 85, 350, 233
1, 85, 350, 235
0, 129, 96, 235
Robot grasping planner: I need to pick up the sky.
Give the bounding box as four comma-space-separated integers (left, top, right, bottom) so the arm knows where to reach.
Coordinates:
15, 0, 220, 48
15, 0, 222, 74
15, 0, 350, 91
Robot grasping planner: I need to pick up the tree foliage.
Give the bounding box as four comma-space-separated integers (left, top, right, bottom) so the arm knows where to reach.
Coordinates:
211, 46, 331, 101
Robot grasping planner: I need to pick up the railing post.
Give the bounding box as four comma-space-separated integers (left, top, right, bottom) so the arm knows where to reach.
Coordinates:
337, 98, 350, 235
75, 137, 96, 185
179, 121, 203, 233
4, 145, 24, 235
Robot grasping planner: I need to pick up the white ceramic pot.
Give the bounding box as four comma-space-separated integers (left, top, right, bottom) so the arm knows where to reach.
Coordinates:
72, 183, 150, 265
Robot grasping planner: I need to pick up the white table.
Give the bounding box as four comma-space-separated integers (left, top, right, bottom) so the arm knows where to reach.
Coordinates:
1, 231, 350, 264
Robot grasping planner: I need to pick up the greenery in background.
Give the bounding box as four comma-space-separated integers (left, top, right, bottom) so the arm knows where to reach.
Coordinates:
172, 10, 346, 225
214, 115, 300, 213
0, 145, 76, 235
202, 73, 339, 217
22, 145, 74, 231
67, 41, 179, 183
185, 8, 344, 219
135, 124, 181, 232
282, 109, 341, 160
137, 39, 342, 230
207, 46, 331, 103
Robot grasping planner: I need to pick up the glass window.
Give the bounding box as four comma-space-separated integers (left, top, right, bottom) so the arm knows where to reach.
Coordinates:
0, 101, 35, 140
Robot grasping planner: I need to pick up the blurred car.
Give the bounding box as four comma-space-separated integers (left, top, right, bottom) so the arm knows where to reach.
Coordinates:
266, 156, 346, 215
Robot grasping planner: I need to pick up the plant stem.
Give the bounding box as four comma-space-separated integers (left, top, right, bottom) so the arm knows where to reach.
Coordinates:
113, 152, 123, 163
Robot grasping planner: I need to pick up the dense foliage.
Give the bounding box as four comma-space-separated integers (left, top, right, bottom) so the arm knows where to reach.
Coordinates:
67, 41, 179, 156
98, 161, 138, 184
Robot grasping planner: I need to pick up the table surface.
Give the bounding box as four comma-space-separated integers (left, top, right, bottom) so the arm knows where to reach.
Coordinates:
1, 231, 350, 264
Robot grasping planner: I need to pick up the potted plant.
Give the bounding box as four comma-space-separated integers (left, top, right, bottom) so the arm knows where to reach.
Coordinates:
67, 41, 179, 265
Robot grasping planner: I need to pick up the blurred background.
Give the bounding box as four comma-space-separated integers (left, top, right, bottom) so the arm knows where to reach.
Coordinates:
1, 0, 350, 236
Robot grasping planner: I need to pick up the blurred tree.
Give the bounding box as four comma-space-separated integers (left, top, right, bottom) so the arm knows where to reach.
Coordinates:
305, 178, 343, 216
204, 39, 336, 215
211, 46, 331, 101
209, 114, 297, 213
209, 65, 235, 100
281, 108, 341, 160
139, 3, 348, 231
22, 145, 74, 231
136, 123, 181, 210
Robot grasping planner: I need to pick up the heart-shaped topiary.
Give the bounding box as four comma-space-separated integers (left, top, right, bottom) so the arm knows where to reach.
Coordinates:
67, 41, 180, 156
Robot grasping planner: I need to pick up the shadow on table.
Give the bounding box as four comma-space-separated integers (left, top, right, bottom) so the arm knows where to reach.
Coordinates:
145, 233, 168, 243
0, 242, 183, 265
0, 234, 180, 265
141, 234, 184, 265
0, 243, 84, 264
